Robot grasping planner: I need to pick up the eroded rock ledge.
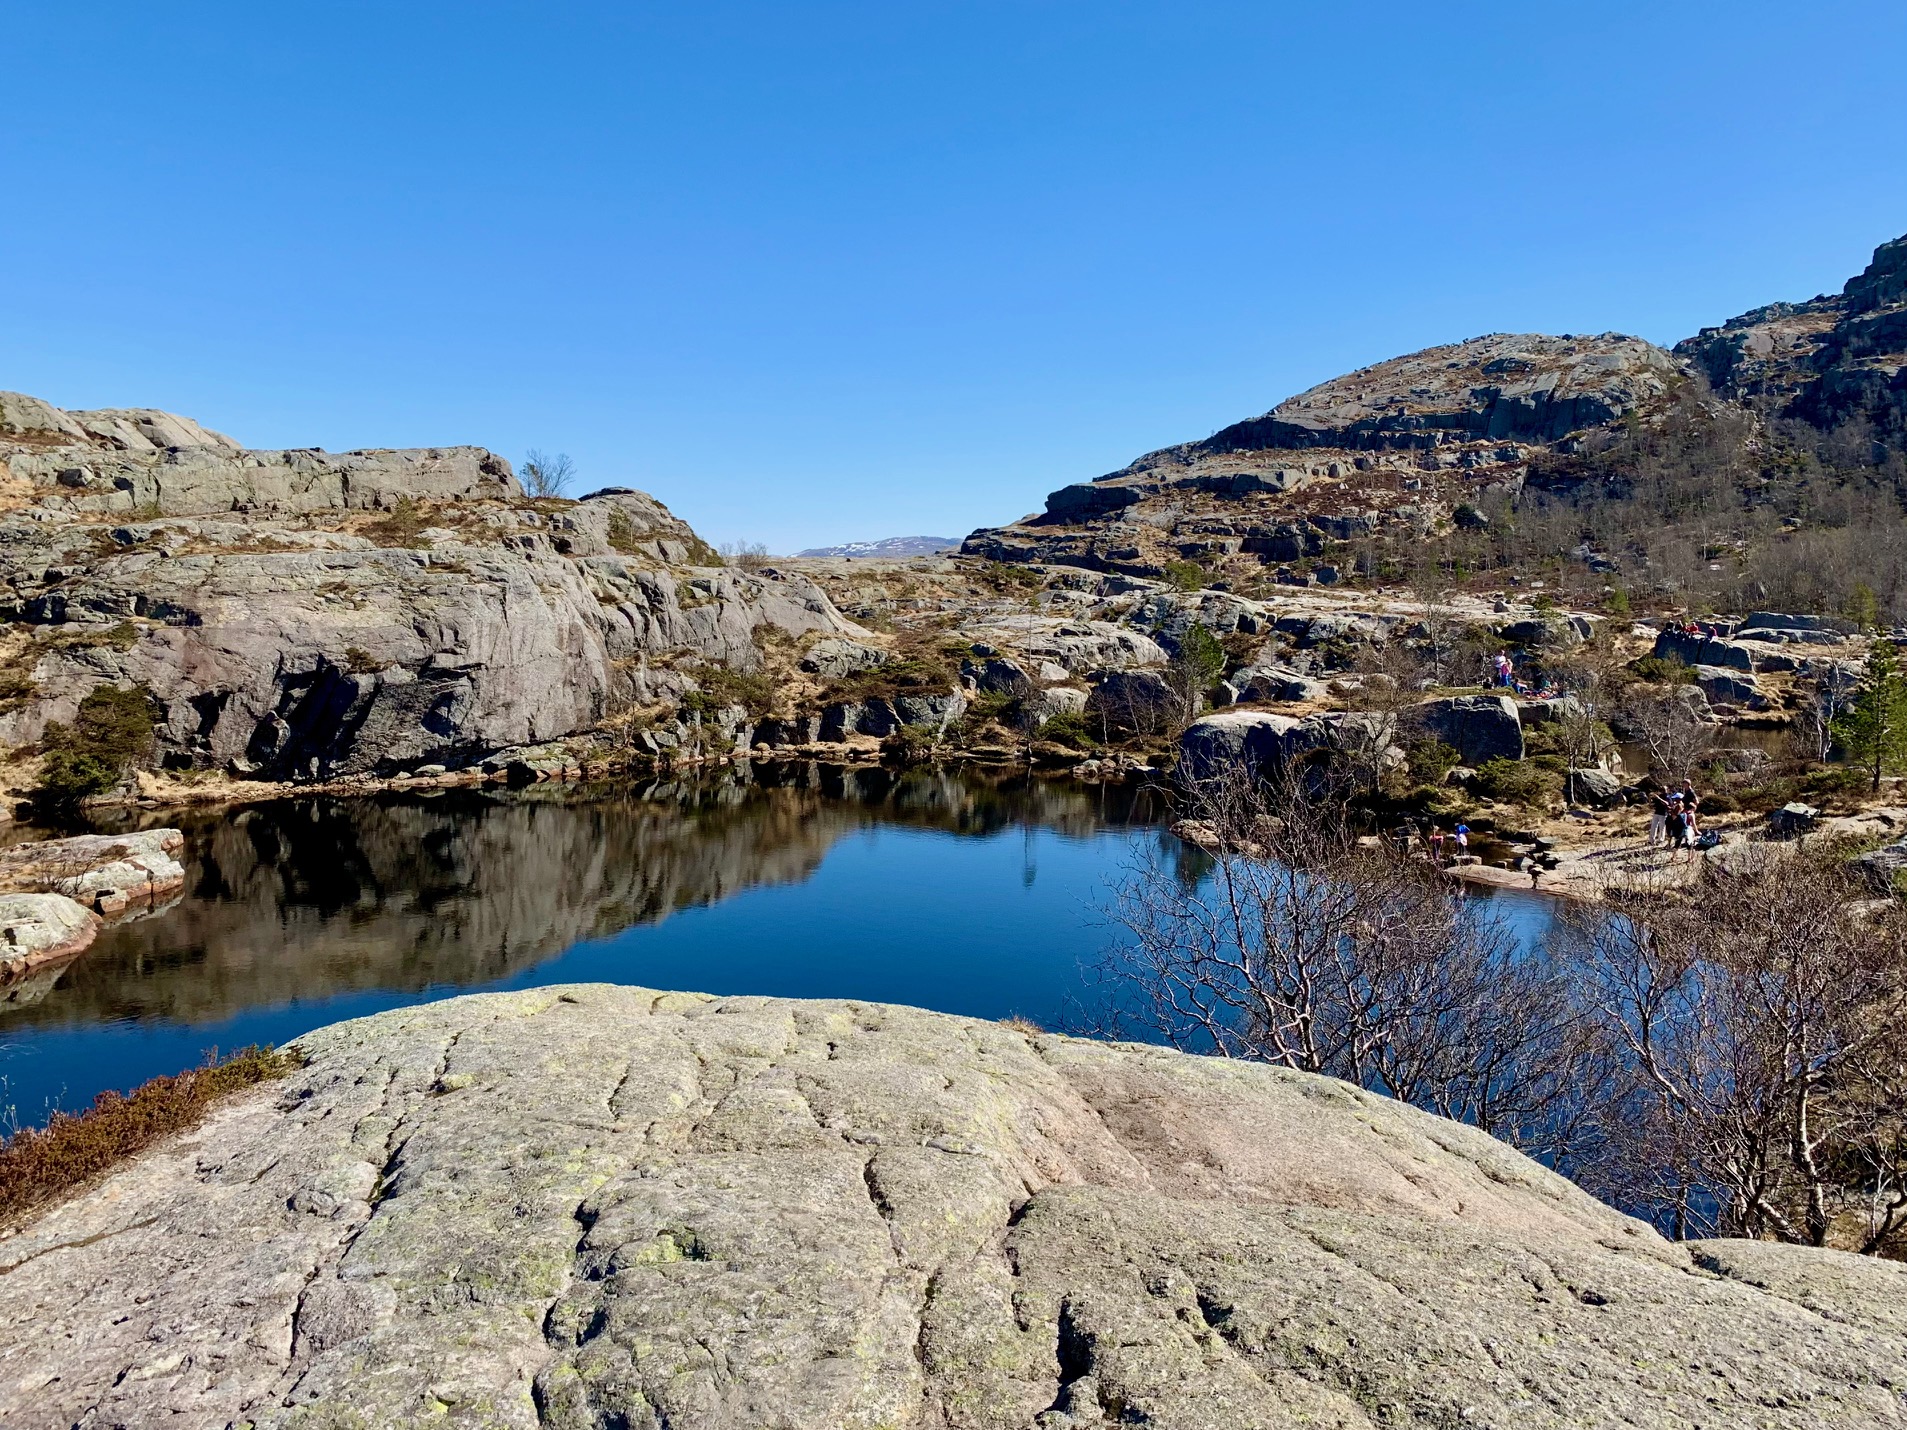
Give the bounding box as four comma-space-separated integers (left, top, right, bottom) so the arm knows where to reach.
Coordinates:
3, 987, 1906, 1427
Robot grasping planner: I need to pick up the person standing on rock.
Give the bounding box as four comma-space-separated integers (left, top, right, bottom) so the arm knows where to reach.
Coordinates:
1649, 787, 1673, 847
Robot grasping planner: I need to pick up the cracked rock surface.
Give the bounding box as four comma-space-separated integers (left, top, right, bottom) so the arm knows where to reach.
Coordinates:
3, 986, 1906, 1428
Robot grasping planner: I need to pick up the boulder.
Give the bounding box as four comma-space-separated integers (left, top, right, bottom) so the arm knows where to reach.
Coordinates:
1769, 802, 1821, 838
1176, 710, 1303, 783
1413, 694, 1525, 764
799, 638, 890, 679
961, 655, 1034, 696
1516, 695, 1585, 726
1231, 666, 1330, 704
963, 617, 1167, 677
819, 699, 902, 742
891, 691, 968, 728
1086, 669, 1176, 734
1693, 664, 1767, 709
0, 892, 99, 980
1498, 616, 1582, 648
751, 714, 822, 748
1653, 629, 1757, 671
6, 987, 1907, 1428
1737, 612, 1851, 644
1567, 767, 1624, 807
1853, 839, 1907, 894
1026, 685, 1088, 722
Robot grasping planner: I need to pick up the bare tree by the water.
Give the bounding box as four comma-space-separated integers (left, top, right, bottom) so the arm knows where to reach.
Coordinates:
1618, 680, 1716, 781
1090, 768, 1597, 1161
1092, 766, 1907, 1256
1552, 853, 1907, 1249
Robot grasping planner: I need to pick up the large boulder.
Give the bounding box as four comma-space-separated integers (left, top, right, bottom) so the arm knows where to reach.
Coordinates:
1652, 628, 1757, 671
0, 891, 98, 981
5, 987, 1907, 1428
1086, 668, 1176, 734
1413, 693, 1525, 764
1693, 664, 1768, 709
1177, 710, 1303, 783
800, 638, 890, 679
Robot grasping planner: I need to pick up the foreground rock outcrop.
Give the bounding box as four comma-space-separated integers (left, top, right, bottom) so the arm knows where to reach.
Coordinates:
4, 987, 1906, 1427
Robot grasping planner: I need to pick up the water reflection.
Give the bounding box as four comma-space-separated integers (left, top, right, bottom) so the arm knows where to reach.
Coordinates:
0, 764, 1168, 1122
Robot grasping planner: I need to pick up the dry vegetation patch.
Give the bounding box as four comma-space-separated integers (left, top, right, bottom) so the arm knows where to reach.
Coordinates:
1, 1046, 301, 1230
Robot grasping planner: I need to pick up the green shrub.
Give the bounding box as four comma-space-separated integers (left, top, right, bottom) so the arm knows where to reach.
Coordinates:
1473, 756, 1556, 807
1628, 655, 1696, 684
1161, 560, 1208, 593
1036, 711, 1099, 750
33, 684, 159, 809
881, 723, 943, 765
1405, 737, 1462, 784
364, 497, 429, 548
976, 562, 1042, 593
680, 666, 775, 719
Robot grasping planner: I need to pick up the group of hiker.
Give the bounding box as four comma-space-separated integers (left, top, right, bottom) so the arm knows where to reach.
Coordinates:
1389, 816, 1470, 866
1490, 650, 1558, 701
1648, 780, 1713, 856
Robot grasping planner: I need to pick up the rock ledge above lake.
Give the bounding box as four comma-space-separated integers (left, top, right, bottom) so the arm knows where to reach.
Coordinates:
4, 986, 1906, 1428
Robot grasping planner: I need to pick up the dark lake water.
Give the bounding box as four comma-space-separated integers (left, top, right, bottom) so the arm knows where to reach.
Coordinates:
0, 763, 1554, 1130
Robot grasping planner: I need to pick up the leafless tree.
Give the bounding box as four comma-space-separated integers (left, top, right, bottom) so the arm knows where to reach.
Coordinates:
1552, 853, 1907, 1248
1618, 682, 1716, 782
1092, 768, 1596, 1159
721, 539, 773, 572
521, 449, 576, 499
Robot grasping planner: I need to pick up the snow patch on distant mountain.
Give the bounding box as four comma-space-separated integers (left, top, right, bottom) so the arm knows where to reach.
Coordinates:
796, 535, 960, 558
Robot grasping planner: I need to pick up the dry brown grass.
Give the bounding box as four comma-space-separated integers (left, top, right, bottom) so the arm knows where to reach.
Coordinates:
0, 1045, 301, 1229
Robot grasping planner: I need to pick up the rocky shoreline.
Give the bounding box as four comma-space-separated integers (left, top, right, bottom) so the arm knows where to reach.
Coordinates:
0, 828, 184, 984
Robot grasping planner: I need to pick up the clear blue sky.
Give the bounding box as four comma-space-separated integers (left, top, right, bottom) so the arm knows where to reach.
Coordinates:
3, 2, 1903, 552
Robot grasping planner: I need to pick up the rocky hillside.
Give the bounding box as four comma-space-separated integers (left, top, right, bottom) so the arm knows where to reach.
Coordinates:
966, 332, 1681, 576
964, 231, 1907, 616
0, 393, 856, 781
4, 986, 1905, 1427
1679, 231, 1907, 441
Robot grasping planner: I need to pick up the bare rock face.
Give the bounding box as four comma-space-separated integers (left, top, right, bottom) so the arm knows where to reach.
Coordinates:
1150, 332, 1679, 459
963, 334, 1681, 578
5, 986, 1906, 1428
0, 396, 858, 776
1676, 230, 1907, 444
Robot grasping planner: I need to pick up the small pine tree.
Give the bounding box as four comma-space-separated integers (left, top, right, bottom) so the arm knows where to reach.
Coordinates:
1844, 582, 1882, 634
1175, 623, 1226, 687
1833, 638, 1907, 791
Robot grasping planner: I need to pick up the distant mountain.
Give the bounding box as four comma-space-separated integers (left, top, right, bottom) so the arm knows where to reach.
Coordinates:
796, 535, 960, 558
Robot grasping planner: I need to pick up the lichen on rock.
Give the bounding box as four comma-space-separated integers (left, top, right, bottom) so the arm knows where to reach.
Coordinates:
3, 986, 1906, 1426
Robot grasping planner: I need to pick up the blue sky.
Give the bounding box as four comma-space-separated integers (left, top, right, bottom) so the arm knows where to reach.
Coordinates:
3, 2, 1903, 552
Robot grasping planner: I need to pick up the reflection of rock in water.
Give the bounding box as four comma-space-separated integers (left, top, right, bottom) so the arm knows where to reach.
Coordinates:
0, 952, 83, 1013
22, 768, 1161, 1028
